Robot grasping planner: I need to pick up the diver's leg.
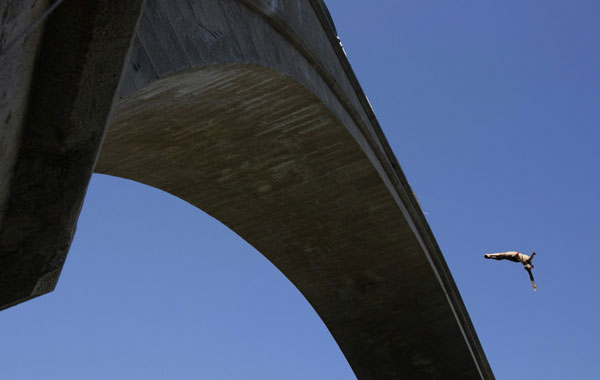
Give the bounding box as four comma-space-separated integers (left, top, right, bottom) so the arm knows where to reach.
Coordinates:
484, 252, 518, 260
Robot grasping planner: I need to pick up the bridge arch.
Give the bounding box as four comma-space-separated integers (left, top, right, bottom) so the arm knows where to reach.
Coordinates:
97, 63, 469, 379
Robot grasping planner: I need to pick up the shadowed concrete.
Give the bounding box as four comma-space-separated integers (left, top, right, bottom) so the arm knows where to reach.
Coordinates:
0, 0, 494, 379
0, 0, 146, 310
97, 63, 480, 379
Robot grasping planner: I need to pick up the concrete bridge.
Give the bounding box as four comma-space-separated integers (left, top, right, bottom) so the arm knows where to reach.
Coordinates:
0, 1, 494, 378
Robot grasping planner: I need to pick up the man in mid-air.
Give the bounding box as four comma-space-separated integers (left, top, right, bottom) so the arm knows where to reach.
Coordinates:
484, 251, 537, 291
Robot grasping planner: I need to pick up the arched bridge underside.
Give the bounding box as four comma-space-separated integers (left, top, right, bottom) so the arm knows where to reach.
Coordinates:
0, 0, 494, 379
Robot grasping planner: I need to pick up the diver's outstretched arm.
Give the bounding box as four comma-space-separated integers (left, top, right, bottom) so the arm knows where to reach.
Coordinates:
529, 251, 536, 262
526, 267, 537, 291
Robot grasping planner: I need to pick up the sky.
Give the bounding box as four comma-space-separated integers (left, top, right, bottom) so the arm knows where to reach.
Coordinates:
1, 1, 599, 379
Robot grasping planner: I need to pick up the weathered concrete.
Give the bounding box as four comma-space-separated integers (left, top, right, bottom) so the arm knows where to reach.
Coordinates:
0, 0, 146, 309
0, 0, 494, 379
1, 0, 50, 230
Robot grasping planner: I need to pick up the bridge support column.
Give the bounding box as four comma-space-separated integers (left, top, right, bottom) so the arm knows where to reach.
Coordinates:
0, 0, 145, 310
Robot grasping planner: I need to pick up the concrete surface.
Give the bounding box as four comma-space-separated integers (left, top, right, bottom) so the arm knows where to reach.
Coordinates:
0, 1, 494, 379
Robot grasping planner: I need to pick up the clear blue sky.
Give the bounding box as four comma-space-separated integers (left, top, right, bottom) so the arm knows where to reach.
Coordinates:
1, 1, 599, 379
